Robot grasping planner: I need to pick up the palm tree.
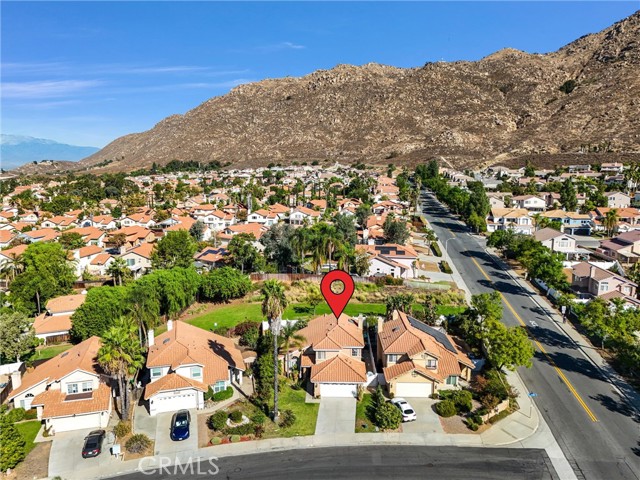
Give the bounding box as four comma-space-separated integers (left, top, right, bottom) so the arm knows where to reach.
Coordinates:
603, 209, 619, 237
279, 323, 305, 377
0, 252, 23, 285
107, 257, 130, 286
97, 317, 144, 419
290, 227, 310, 268
261, 280, 288, 422
531, 213, 543, 232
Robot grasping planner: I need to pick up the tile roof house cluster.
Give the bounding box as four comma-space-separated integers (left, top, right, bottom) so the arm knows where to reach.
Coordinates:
144, 320, 245, 416
597, 231, 640, 265
8, 336, 112, 434
378, 311, 474, 397
570, 262, 638, 302
296, 314, 367, 398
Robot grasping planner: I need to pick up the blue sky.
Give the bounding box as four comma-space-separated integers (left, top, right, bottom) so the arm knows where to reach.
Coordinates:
2, 1, 638, 148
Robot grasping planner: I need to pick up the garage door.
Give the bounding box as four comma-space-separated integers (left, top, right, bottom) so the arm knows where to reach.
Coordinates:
320, 383, 357, 398
152, 391, 198, 415
395, 382, 432, 397
50, 413, 103, 433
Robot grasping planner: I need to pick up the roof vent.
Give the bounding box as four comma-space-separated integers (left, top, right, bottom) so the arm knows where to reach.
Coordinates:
61, 352, 69, 358
163, 338, 170, 344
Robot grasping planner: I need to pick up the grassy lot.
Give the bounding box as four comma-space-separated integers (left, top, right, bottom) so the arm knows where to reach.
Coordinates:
16, 420, 42, 454
355, 394, 374, 433
33, 344, 72, 361
186, 301, 465, 332
274, 385, 319, 437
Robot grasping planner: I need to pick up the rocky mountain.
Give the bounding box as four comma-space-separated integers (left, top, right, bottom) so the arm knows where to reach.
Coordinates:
19, 11, 640, 174
2, 135, 99, 170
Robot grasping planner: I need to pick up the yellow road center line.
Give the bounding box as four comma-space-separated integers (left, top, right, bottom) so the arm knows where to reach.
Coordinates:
470, 256, 599, 422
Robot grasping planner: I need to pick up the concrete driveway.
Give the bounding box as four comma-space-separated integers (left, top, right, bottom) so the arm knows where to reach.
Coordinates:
399, 398, 445, 434
153, 409, 198, 461
49, 427, 118, 478
315, 397, 356, 435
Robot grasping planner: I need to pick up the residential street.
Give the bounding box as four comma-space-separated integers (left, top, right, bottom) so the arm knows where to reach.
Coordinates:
420, 191, 640, 480
108, 445, 558, 480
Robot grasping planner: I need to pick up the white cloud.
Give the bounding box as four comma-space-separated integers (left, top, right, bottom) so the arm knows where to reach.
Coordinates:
257, 41, 306, 52
1, 80, 105, 99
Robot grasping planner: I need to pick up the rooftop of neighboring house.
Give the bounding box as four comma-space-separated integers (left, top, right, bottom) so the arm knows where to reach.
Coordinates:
46, 293, 87, 314
146, 320, 245, 382
296, 314, 365, 351
599, 230, 640, 252
309, 353, 367, 384
226, 223, 266, 239
90, 253, 113, 266
78, 245, 103, 258
0, 230, 15, 243
293, 206, 321, 217
22, 228, 60, 242
9, 336, 102, 400
489, 207, 530, 218
65, 226, 106, 242
33, 313, 73, 335
533, 228, 573, 242
165, 216, 197, 231
571, 262, 638, 286
360, 243, 418, 258
0, 243, 28, 259
124, 242, 155, 259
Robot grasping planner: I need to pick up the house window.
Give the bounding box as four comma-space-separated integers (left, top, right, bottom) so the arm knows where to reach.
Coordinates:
426, 359, 437, 369
446, 376, 458, 385
351, 348, 359, 357
388, 354, 398, 363
600, 282, 609, 292
191, 366, 202, 379
213, 380, 226, 393
81, 381, 93, 392
126, 258, 135, 266
316, 351, 326, 360
67, 383, 78, 394
151, 368, 162, 378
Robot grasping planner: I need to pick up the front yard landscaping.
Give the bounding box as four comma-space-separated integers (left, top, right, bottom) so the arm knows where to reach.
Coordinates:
199, 384, 319, 447
15, 420, 41, 455
32, 343, 72, 361
355, 393, 373, 433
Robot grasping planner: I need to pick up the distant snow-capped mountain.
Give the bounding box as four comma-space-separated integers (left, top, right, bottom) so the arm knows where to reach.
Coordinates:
1, 134, 100, 170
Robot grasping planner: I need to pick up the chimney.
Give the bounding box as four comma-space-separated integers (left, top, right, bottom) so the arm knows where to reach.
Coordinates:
590, 265, 595, 278
167, 319, 174, 331
148, 329, 154, 348
377, 316, 384, 334
10, 370, 22, 390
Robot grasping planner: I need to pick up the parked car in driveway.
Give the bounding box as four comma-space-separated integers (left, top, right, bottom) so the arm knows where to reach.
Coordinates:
170, 410, 191, 441
391, 398, 417, 422
82, 430, 106, 458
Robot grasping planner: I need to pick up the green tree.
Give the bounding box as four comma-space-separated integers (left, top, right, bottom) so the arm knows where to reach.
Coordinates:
107, 256, 131, 286
228, 233, 265, 274
560, 179, 578, 212
0, 416, 26, 472
155, 267, 200, 319
484, 320, 534, 371
70, 286, 130, 341
199, 267, 251, 303
385, 293, 415, 319
59, 232, 86, 250
0, 311, 38, 363
383, 216, 410, 245
261, 280, 288, 421
97, 317, 144, 419
261, 224, 295, 272
354, 250, 371, 276
9, 242, 76, 314
305, 284, 323, 315
355, 204, 372, 227
368, 386, 402, 430
603, 209, 619, 237
333, 213, 357, 246
127, 276, 161, 338
189, 220, 206, 242
279, 323, 305, 376
151, 230, 197, 269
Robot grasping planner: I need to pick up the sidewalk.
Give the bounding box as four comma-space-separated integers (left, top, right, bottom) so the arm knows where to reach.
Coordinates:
486, 246, 640, 416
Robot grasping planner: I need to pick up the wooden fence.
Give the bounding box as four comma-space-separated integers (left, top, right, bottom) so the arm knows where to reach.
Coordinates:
249, 273, 377, 284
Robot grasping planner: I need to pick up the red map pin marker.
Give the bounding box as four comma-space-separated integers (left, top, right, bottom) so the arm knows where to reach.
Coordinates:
320, 270, 355, 319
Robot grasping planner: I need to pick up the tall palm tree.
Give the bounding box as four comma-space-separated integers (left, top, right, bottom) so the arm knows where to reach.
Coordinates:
261, 280, 288, 422
97, 317, 144, 419
107, 257, 130, 286
603, 209, 619, 237
279, 323, 305, 377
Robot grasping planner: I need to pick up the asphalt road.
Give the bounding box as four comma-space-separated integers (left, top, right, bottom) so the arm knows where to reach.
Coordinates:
420, 191, 640, 480
109, 446, 557, 480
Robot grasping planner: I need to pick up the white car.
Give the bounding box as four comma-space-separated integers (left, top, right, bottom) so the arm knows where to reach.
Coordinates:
391, 397, 417, 422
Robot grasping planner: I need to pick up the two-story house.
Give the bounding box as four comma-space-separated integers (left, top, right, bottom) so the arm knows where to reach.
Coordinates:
7, 336, 112, 433
533, 228, 587, 260
542, 210, 592, 236
296, 314, 367, 398
65, 226, 107, 247
378, 311, 474, 397
606, 192, 632, 209
512, 195, 546, 213
486, 208, 533, 235
144, 320, 245, 416
597, 230, 640, 265
247, 209, 279, 226
357, 244, 418, 279
40, 215, 78, 230
570, 262, 638, 299
33, 293, 86, 344
289, 206, 321, 226
121, 243, 154, 277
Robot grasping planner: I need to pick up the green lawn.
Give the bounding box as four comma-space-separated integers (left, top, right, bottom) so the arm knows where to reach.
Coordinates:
273, 385, 319, 437
186, 301, 465, 333
33, 344, 72, 360
355, 394, 374, 433
15, 420, 41, 454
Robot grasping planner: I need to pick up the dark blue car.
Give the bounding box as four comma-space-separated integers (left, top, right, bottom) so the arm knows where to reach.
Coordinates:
170, 410, 191, 441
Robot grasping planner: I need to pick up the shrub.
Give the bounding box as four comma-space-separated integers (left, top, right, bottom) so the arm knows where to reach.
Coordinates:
229, 411, 243, 423
253, 424, 265, 438
434, 399, 457, 418
279, 409, 296, 428
212, 386, 234, 402
125, 434, 151, 454
251, 411, 266, 425
225, 423, 254, 436
431, 243, 443, 257
488, 409, 511, 424
559, 79, 577, 94
429, 393, 440, 400
208, 411, 227, 431
374, 401, 402, 430
5, 407, 25, 423
450, 390, 473, 413
0, 417, 26, 471
465, 418, 479, 431
230, 435, 241, 443
440, 261, 453, 274
210, 437, 222, 445
239, 325, 260, 349
24, 409, 38, 420
233, 321, 257, 336
113, 421, 131, 438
